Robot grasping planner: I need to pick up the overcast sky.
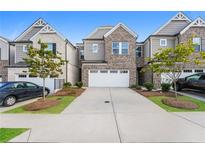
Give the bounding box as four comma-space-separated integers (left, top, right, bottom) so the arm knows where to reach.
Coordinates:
1, 11, 205, 44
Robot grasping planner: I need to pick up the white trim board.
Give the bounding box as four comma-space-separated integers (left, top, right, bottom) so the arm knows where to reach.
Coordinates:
153, 12, 191, 35
104, 23, 137, 38
180, 17, 205, 34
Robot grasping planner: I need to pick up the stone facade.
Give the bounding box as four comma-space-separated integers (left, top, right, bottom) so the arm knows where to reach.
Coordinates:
0, 60, 8, 81
82, 25, 137, 87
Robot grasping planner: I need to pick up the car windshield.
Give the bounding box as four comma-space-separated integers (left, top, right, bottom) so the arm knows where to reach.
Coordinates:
0, 83, 7, 88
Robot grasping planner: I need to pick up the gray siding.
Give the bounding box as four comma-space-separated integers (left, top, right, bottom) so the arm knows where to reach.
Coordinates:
0, 39, 9, 60
156, 20, 189, 35
151, 37, 176, 55
21, 27, 42, 41
84, 40, 105, 61
15, 43, 30, 63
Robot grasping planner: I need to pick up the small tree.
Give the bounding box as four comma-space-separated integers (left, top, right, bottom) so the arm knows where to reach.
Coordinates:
24, 40, 66, 101
147, 38, 201, 99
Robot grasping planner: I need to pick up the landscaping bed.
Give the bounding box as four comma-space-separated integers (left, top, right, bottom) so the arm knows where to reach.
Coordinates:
133, 89, 205, 112
4, 96, 75, 114
0, 128, 28, 143
54, 88, 85, 97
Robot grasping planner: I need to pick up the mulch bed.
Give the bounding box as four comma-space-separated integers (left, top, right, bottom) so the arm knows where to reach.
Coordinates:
53, 88, 85, 97
162, 98, 199, 110
24, 98, 60, 111
134, 89, 177, 97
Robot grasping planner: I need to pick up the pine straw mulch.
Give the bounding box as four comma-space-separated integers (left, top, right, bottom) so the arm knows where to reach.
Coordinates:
162, 98, 199, 110
53, 88, 85, 97
134, 89, 178, 97
24, 98, 61, 111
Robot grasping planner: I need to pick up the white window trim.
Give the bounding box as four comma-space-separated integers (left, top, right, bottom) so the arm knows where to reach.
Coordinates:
23, 45, 28, 52
92, 44, 98, 53
112, 42, 129, 55
160, 39, 167, 47
193, 37, 201, 52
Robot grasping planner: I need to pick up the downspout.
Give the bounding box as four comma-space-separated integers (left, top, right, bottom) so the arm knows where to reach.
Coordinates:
65, 39, 68, 83
8, 42, 11, 65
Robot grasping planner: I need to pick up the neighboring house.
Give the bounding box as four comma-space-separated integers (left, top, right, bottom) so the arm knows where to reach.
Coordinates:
0, 36, 14, 82
142, 12, 205, 88
81, 23, 137, 87
7, 18, 79, 92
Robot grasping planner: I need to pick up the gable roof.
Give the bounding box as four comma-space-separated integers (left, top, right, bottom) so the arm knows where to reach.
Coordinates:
180, 17, 205, 34
104, 23, 137, 38
0, 36, 11, 43
15, 18, 47, 41
84, 26, 113, 39
153, 12, 191, 35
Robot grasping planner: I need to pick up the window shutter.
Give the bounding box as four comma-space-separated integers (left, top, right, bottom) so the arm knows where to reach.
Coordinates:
53, 43, 56, 54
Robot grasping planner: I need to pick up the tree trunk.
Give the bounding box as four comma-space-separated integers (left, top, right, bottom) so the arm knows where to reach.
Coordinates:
173, 80, 178, 100
43, 78, 45, 101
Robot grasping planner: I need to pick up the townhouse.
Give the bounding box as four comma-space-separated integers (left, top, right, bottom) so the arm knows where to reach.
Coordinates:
79, 23, 137, 87
4, 18, 79, 92
142, 12, 205, 88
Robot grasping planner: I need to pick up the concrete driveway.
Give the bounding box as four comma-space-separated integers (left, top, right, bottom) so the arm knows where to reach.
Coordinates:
1, 88, 205, 142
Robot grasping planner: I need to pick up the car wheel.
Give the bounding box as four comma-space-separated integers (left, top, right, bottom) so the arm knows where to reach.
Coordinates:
4, 96, 17, 107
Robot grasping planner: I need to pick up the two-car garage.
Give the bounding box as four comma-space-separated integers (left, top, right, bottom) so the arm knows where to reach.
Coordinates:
88, 69, 129, 87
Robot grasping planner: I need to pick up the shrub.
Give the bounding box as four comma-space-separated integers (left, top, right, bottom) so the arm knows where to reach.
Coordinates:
75, 81, 83, 88
63, 82, 72, 88
130, 84, 142, 90
143, 82, 154, 91
161, 83, 171, 92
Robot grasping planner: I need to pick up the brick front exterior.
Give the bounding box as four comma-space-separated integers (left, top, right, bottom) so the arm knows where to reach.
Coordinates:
82, 25, 137, 87
0, 60, 8, 81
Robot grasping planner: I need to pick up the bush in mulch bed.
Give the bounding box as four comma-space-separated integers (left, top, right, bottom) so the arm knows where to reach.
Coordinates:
54, 88, 85, 97
24, 98, 60, 111
135, 90, 177, 97
162, 98, 199, 110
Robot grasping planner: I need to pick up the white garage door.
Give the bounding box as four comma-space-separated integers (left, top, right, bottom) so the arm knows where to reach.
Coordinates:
88, 70, 129, 87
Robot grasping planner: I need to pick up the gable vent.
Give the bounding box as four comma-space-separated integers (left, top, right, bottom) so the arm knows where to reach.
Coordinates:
33, 19, 46, 27
192, 17, 205, 26
172, 12, 191, 21
40, 25, 56, 33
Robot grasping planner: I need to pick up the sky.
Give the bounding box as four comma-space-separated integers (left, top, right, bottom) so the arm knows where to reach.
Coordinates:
1, 11, 205, 44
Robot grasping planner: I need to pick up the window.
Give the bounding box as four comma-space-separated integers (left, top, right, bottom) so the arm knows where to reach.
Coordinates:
186, 74, 201, 81
80, 49, 84, 59
110, 70, 118, 73
100, 70, 108, 73
92, 44, 98, 53
25, 83, 38, 89
193, 37, 201, 52
195, 69, 204, 73
45, 43, 56, 54
136, 46, 142, 57
29, 74, 37, 78
160, 39, 167, 47
183, 70, 192, 73
112, 42, 129, 55
199, 75, 205, 80
120, 70, 128, 74
112, 42, 120, 55
18, 74, 27, 78
90, 70, 98, 73
23, 45, 28, 52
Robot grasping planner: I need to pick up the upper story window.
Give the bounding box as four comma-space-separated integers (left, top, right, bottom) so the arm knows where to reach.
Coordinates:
92, 44, 98, 53
136, 46, 142, 57
45, 43, 56, 54
193, 37, 201, 52
112, 42, 129, 55
80, 49, 84, 60
160, 39, 167, 47
23, 45, 28, 52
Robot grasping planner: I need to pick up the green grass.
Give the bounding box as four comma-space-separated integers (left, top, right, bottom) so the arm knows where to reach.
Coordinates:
149, 95, 205, 112
0, 128, 29, 143
3, 96, 75, 114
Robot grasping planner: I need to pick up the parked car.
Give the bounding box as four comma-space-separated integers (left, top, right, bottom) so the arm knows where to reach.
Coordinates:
174, 73, 205, 91
0, 81, 50, 107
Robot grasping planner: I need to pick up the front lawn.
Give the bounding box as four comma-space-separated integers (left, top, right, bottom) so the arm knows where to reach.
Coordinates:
149, 95, 205, 112
3, 96, 75, 114
0, 128, 28, 143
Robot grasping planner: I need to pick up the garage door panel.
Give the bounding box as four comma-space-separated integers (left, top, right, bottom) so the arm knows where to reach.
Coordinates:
89, 70, 129, 87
